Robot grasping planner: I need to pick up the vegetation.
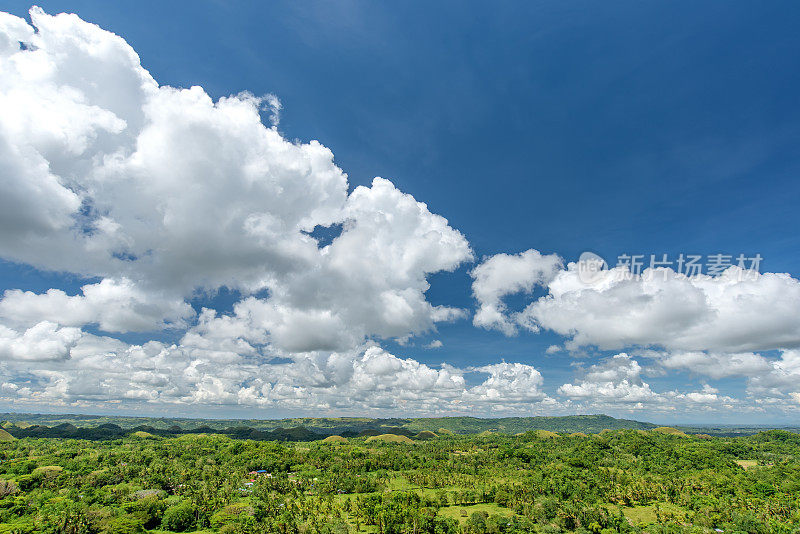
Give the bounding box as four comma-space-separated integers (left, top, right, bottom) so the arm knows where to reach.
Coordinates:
0, 414, 659, 436
1, 418, 799, 533
651, 427, 688, 437
4, 413, 797, 438
403, 415, 657, 435
321, 436, 349, 444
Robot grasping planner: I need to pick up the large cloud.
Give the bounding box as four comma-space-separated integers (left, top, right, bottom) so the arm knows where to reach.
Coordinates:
3, 8, 799, 418
558, 353, 657, 403
631, 349, 800, 407
471, 249, 562, 335
0, 327, 557, 415
0, 8, 471, 354
654, 350, 772, 380
0, 278, 193, 333
525, 264, 800, 353
471, 249, 800, 411
0, 321, 81, 361
558, 353, 742, 413
472, 250, 800, 355
0, 8, 568, 415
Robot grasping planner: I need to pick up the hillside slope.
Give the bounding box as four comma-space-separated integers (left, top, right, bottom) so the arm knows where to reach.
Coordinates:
1, 412, 657, 437
403, 415, 656, 434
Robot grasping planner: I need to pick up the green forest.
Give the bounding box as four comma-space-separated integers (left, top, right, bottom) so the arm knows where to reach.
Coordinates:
1, 415, 799, 534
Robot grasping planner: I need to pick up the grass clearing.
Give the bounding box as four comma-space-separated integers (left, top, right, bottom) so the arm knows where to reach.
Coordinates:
365, 434, 414, 444
735, 459, 772, 469
321, 435, 348, 444
616, 503, 686, 526
438, 503, 513, 525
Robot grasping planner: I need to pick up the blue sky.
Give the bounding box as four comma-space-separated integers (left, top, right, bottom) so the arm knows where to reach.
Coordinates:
1, 2, 800, 423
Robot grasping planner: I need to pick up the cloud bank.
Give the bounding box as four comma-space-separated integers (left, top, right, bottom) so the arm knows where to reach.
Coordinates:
0, 8, 548, 415
472, 250, 800, 413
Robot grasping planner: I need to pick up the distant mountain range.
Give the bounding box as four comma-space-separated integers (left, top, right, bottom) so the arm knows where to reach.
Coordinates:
2, 412, 797, 440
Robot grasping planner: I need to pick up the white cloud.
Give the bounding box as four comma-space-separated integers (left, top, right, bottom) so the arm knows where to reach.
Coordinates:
556, 353, 746, 414
684, 384, 719, 403
746, 350, 800, 397
471, 249, 562, 335
637, 349, 800, 406
0, 327, 556, 414
0, 278, 193, 332
2, 8, 798, 419
467, 362, 546, 403
469, 251, 800, 408
0, 321, 81, 361
655, 351, 772, 379
472, 252, 800, 354
425, 339, 443, 349
558, 353, 657, 403
0, 8, 499, 414
0, 8, 471, 353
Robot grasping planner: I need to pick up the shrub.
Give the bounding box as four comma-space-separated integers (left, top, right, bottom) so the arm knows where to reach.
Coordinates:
0, 479, 18, 497
161, 501, 196, 532
101, 515, 145, 534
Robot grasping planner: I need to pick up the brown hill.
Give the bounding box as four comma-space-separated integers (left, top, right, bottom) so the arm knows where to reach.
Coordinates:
365, 434, 414, 444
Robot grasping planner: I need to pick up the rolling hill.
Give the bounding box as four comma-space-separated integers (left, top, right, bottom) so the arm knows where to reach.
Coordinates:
3, 412, 796, 439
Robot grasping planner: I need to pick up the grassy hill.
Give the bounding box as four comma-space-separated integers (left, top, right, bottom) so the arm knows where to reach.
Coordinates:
404, 414, 656, 434
365, 434, 414, 444
0, 412, 656, 436
3, 412, 797, 439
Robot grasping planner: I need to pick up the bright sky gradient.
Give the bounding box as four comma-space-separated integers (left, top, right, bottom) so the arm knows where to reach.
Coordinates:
1, 2, 800, 423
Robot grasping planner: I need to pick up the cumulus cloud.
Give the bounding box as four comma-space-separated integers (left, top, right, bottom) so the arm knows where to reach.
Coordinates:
653, 350, 772, 379
522, 264, 800, 353
0, 327, 557, 414
467, 362, 546, 403
471, 249, 562, 335
0, 279, 193, 332
0, 8, 571, 415
472, 250, 800, 360
557, 353, 744, 413
558, 353, 657, 403
684, 384, 720, 404
465, 247, 800, 409
0, 8, 470, 352
631, 348, 800, 409
3, 8, 798, 418
0, 322, 81, 361
745, 350, 800, 397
